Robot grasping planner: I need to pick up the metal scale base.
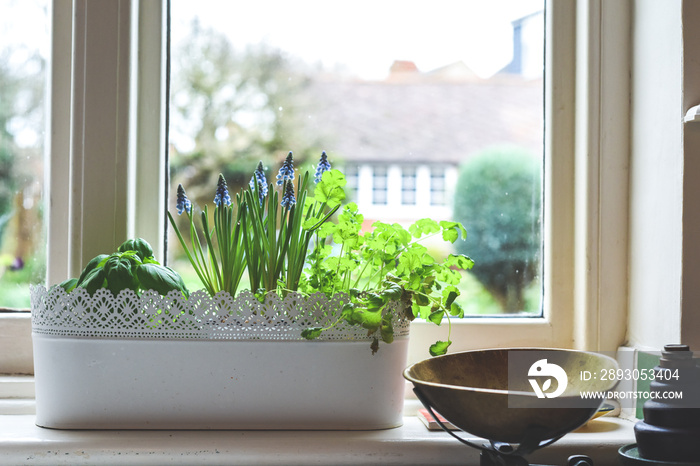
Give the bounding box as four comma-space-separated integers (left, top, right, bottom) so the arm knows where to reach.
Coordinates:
417, 389, 595, 466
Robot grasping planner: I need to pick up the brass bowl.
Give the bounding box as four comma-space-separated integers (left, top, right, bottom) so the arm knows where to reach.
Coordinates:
404, 348, 618, 445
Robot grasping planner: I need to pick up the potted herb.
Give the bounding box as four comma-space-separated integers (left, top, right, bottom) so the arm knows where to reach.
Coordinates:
54, 237, 190, 298
31, 152, 472, 430
170, 151, 473, 355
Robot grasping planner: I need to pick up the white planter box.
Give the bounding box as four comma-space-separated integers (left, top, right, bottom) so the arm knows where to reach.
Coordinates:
31, 287, 410, 430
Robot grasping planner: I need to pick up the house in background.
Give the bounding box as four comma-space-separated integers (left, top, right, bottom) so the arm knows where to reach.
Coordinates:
307, 9, 545, 226
500, 9, 545, 79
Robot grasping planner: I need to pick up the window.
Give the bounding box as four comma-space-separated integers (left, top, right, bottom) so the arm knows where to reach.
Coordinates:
401, 166, 417, 206
168, 0, 545, 318
0, 0, 49, 309
430, 167, 446, 206
2, 0, 645, 378
372, 165, 389, 206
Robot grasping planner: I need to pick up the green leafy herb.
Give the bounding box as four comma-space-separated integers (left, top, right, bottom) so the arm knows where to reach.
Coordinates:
300, 198, 473, 355
169, 153, 474, 356
60, 238, 189, 298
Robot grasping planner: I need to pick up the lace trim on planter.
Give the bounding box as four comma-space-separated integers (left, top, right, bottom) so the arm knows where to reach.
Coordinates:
30, 286, 411, 341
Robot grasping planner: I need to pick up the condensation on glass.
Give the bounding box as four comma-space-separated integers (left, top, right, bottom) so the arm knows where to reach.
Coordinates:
168, 0, 545, 315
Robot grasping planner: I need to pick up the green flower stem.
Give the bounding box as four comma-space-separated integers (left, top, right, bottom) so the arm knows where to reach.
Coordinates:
168, 211, 216, 296
201, 207, 222, 291
214, 192, 245, 295
168, 189, 247, 298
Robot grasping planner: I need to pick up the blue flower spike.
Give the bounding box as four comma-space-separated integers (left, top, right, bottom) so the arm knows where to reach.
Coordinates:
250, 161, 269, 206
276, 151, 295, 186
214, 174, 232, 207
250, 161, 269, 195
314, 151, 332, 184
176, 184, 192, 215
280, 179, 296, 208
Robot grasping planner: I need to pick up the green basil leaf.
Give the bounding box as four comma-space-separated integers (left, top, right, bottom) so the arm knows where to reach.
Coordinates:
136, 263, 189, 297
118, 238, 155, 261
76, 254, 109, 286
57, 278, 78, 292
79, 267, 106, 294
104, 255, 139, 296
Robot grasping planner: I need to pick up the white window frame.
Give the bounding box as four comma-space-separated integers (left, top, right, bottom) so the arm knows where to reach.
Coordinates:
0, 0, 167, 375
0, 0, 638, 374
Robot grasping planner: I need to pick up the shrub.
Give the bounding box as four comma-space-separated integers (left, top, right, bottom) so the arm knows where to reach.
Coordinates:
453, 146, 541, 313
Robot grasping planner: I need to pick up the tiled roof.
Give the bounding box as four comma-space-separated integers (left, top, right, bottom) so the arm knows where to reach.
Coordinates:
304, 68, 543, 165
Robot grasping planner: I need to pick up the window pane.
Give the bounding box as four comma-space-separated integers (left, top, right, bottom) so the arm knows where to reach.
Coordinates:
0, 0, 48, 309
169, 0, 544, 315
430, 167, 446, 206
402, 166, 417, 205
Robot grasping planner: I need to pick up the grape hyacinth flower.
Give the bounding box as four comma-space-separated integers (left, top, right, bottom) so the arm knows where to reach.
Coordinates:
176, 184, 192, 215
249, 161, 268, 205
213, 174, 232, 207
280, 179, 296, 208
314, 151, 331, 184
276, 151, 295, 185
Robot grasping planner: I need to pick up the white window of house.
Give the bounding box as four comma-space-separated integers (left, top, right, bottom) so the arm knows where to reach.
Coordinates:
371, 165, 389, 206
430, 167, 446, 206
401, 166, 417, 206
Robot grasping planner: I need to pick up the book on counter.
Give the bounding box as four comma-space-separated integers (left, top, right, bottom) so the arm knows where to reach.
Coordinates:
417, 408, 458, 431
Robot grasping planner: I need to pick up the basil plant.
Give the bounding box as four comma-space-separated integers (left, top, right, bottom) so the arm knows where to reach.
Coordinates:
58, 238, 189, 298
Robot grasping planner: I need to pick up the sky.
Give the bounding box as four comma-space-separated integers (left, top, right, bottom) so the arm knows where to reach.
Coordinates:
171, 0, 545, 80
1, 0, 544, 149
1, 0, 49, 57
2, 0, 544, 78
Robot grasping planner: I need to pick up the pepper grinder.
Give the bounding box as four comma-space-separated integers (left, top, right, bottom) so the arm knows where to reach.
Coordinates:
633, 344, 700, 462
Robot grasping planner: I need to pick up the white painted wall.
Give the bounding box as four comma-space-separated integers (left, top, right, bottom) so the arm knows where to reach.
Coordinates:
627, 0, 684, 348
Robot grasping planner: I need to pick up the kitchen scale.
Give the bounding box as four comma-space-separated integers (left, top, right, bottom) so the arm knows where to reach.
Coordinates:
404, 348, 619, 466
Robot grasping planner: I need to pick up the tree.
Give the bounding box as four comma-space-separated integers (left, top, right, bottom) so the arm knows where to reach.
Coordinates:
169, 20, 325, 206
0, 45, 45, 241
453, 146, 541, 312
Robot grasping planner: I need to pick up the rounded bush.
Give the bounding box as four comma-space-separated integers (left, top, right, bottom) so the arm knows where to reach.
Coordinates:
453, 145, 541, 313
